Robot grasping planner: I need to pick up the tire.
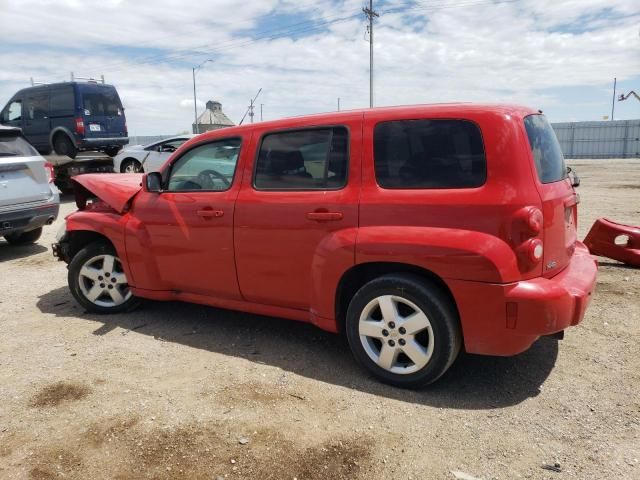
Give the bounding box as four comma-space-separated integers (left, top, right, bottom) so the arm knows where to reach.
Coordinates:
105, 146, 121, 157
53, 134, 77, 159
4, 227, 43, 245
68, 241, 140, 314
120, 158, 143, 173
345, 273, 462, 388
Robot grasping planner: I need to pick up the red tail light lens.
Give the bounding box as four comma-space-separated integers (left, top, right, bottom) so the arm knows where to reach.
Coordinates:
75, 117, 85, 136
44, 162, 55, 183
527, 207, 543, 234
526, 238, 544, 263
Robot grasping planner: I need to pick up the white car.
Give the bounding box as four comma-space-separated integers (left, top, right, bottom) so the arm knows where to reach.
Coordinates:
0, 125, 59, 245
113, 135, 197, 173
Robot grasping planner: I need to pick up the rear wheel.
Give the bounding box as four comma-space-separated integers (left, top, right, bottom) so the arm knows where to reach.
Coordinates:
4, 227, 43, 245
53, 134, 77, 159
105, 146, 121, 157
345, 273, 461, 388
120, 158, 143, 173
68, 241, 140, 314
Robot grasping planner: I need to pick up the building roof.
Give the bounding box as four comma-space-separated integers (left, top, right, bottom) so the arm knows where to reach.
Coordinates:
196, 100, 234, 127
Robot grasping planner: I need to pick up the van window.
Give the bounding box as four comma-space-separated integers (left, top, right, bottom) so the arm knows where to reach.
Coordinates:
4, 100, 22, 122
82, 89, 123, 116
25, 93, 48, 120
254, 127, 348, 190
374, 119, 486, 189
50, 86, 75, 114
524, 114, 567, 184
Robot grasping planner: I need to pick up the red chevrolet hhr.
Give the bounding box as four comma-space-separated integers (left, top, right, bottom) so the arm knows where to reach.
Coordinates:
53, 104, 597, 388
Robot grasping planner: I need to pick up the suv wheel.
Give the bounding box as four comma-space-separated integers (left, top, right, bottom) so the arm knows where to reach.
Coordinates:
120, 158, 143, 173
105, 146, 121, 157
4, 227, 42, 245
53, 134, 77, 159
68, 241, 140, 314
345, 274, 461, 388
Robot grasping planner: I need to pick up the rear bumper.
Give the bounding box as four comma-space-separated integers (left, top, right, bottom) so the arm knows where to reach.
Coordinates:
448, 242, 598, 356
77, 137, 129, 148
0, 199, 60, 237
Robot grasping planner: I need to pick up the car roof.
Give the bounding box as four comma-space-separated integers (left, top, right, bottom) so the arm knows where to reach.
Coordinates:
192, 103, 539, 142
144, 134, 197, 147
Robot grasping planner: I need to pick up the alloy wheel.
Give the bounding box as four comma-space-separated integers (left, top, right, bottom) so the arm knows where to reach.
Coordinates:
77, 254, 132, 307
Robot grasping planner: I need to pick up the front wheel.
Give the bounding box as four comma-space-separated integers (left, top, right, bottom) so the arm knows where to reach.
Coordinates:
120, 158, 143, 173
345, 274, 462, 388
68, 241, 140, 314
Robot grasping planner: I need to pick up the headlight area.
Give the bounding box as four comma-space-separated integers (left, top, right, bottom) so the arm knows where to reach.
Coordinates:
55, 220, 67, 242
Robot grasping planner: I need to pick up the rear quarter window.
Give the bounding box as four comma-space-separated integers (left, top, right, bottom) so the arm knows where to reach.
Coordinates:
374, 119, 486, 189
524, 114, 567, 184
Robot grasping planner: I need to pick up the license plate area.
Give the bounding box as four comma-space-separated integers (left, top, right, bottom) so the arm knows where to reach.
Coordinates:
89, 124, 102, 132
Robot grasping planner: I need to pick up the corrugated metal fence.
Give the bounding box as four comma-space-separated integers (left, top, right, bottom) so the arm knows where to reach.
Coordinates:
552, 120, 640, 159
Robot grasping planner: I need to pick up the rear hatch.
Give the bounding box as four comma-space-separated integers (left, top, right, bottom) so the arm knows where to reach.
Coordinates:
524, 114, 577, 277
79, 84, 126, 139
0, 130, 51, 208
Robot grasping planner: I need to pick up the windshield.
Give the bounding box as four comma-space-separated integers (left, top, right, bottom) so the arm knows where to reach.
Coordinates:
81, 88, 123, 117
0, 134, 39, 157
524, 114, 567, 184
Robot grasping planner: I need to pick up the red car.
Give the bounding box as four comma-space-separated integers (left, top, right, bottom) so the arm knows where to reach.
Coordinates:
53, 104, 597, 388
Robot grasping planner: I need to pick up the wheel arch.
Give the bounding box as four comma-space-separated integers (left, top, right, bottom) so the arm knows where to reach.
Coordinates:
49, 127, 76, 149
120, 157, 143, 173
64, 230, 116, 261
334, 262, 460, 336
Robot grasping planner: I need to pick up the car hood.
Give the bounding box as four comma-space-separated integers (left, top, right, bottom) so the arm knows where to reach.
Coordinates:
72, 173, 143, 213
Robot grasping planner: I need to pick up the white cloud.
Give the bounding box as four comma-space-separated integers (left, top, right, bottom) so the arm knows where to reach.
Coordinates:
0, 0, 639, 134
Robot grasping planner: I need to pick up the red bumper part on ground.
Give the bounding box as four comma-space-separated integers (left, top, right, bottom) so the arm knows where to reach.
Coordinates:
448, 242, 598, 356
584, 218, 640, 267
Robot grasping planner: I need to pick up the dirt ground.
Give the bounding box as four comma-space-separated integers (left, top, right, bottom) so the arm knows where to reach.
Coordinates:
0, 159, 638, 480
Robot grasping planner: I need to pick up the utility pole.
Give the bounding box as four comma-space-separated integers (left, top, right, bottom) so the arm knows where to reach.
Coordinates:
363, 0, 379, 108
192, 59, 214, 134
337, 97, 341, 111
611, 77, 617, 121
260, 104, 263, 122
249, 98, 254, 123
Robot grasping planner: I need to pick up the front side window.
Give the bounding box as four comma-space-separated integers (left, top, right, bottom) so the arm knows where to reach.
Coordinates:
524, 114, 567, 184
25, 94, 48, 120
167, 138, 241, 192
4, 100, 22, 122
159, 139, 187, 153
374, 119, 486, 189
254, 127, 348, 190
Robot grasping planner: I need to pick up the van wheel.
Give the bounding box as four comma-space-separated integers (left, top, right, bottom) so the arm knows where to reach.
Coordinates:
345, 274, 461, 388
120, 159, 143, 173
68, 241, 140, 314
105, 146, 121, 157
4, 227, 43, 245
53, 134, 77, 159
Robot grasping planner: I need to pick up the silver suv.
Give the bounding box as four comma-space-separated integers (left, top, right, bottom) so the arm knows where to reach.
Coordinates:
0, 126, 59, 245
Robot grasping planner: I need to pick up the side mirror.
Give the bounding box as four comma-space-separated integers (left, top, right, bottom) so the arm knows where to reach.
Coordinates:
567, 167, 580, 188
144, 172, 163, 193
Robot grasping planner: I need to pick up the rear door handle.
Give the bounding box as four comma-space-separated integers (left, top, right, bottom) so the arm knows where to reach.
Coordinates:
306, 211, 343, 221
197, 208, 224, 218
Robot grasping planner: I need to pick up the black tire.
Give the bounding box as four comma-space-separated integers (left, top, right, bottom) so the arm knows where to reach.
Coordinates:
68, 241, 140, 314
105, 146, 121, 157
4, 227, 43, 245
345, 273, 462, 388
53, 134, 77, 159
120, 158, 143, 173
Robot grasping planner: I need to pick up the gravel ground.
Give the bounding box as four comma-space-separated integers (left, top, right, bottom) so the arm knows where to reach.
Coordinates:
0, 159, 638, 480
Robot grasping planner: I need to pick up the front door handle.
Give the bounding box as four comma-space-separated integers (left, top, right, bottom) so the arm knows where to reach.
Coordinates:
306, 211, 343, 221
197, 208, 224, 218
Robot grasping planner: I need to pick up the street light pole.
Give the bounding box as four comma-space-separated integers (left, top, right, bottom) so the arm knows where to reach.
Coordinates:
192, 59, 214, 134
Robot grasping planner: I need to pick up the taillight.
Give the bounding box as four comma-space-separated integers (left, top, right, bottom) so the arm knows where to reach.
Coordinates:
75, 117, 85, 136
44, 162, 55, 183
513, 206, 544, 268
526, 238, 544, 262
527, 207, 543, 234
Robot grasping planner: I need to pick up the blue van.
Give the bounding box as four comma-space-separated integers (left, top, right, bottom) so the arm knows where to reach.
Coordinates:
0, 81, 128, 158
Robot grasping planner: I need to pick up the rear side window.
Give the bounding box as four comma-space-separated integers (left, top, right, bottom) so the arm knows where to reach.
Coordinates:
374, 120, 486, 189
49, 86, 75, 115
0, 134, 38, 157
81, 88, 123, 116
524, 114, 567, 184
254, 127, 348, 190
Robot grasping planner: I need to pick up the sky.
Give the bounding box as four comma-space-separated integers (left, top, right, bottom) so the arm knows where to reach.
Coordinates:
0, 0, 639, 135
